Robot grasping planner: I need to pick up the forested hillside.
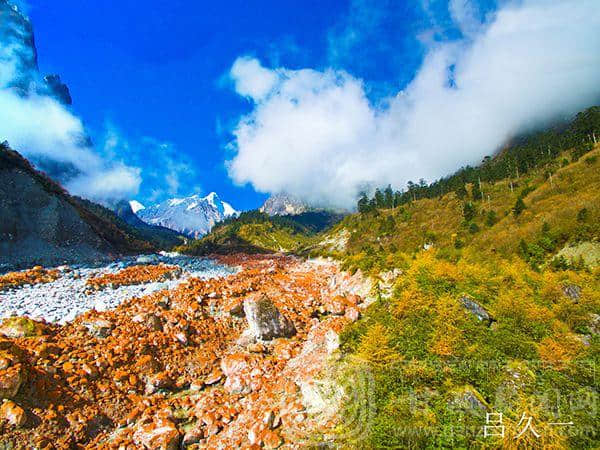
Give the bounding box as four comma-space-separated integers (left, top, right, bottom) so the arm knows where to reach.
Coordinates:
306, 110, 600, 448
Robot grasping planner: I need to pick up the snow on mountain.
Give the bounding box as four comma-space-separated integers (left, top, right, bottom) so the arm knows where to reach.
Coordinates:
136, 192, 238, 238
129, 200, 145, 213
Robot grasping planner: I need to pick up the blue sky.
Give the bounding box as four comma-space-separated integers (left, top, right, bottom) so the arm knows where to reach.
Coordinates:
16, 0, 600, 210
23, 0, 449, 209
27, 0, 352, 209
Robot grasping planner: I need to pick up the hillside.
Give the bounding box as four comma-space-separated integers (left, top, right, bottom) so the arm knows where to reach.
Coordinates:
177, 210, 344, 255
307, 148, 600, 445
0, 143, 167, 269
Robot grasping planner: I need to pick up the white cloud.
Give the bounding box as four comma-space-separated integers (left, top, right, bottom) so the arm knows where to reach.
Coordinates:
230, 57, 279, 102
449, 0, 481, 37
227, 0, 600, 209
67, 163, 142, 201
0, 88, 142, 201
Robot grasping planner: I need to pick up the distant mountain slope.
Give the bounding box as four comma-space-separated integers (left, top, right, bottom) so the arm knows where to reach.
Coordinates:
259, 193, 308, 216
137, 192, 238, 238
176, 210, 315, 255
0, 143, 157, 270
177, 209, 345, 256
113, 200, 185, 249
129, 200, 145, 214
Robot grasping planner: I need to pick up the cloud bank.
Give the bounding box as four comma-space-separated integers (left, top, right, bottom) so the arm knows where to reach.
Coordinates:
0, 88, 142, 200
227, 0, 600, 209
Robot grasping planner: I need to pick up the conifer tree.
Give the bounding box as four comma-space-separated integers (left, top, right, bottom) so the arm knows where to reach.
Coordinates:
513, 197, 526, 216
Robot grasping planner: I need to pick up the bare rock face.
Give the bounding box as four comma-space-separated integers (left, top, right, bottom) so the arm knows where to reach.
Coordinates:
243, 294, 296, 341
259, 193, 308, 216
459, 296, 494, 326
563, 284, 581, 302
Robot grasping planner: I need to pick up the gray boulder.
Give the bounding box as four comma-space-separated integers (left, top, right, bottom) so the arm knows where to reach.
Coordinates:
460, 296, 494, 326
562, 284, 581, 302
243, 294, 296, 341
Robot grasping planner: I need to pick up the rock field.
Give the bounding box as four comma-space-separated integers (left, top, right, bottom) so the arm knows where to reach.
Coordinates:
0, 253, 372, 448
0, 253, 237, 324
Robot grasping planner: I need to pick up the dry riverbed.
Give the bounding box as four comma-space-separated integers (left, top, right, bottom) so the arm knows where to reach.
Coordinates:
0, 253, 372, 448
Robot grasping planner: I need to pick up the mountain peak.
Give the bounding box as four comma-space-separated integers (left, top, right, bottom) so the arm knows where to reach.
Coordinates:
260, 193, 309, 216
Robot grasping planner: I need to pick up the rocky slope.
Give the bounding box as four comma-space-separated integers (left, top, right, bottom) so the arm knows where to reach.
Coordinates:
260, 193, 309, 216
137, 193, 238, 238
0, 144, 156, 270
0, 254, 371, 448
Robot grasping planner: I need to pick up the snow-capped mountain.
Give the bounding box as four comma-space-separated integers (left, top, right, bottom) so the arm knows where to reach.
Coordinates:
136, 192, 238, 238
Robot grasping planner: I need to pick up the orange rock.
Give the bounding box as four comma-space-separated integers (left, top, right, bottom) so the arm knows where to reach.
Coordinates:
182, 426, 204, 445
145, 372, 172, 395
0, 400, 26, 427
262, 430, 283, 449
136, 355, 160, 374
133, 418, 180, 450
0, 364, 24, 399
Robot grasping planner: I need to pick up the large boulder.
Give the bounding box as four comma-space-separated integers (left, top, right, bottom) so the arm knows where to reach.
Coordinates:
0, 365, 24, 399
243, 294, 296, 341
82, 318, 113, 338
459, 296, 494, 325
133, 417, 180, 450
448, 385, 488, 414
563, 284, 581, 302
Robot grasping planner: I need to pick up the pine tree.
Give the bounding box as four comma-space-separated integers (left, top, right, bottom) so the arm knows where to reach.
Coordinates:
463, 202, 476, 222
513, 197, 526, 217
471, 182, 483, 201
384, 185, 394, 208
356, 323, 398, 366
374, 188, 385, 208
455, 184, 468, 199
357, 192, 369, 214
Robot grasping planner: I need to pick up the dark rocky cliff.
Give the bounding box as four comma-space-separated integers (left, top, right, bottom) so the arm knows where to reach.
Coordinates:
0, 144, 154, 270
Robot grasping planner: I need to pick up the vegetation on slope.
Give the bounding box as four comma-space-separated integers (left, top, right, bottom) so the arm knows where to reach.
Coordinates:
356, 106, 600, 213
310, 139, 600, 446
177, 210, 343, 255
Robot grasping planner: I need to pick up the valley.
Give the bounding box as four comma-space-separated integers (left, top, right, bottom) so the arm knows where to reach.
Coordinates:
1, 0, 599, 448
